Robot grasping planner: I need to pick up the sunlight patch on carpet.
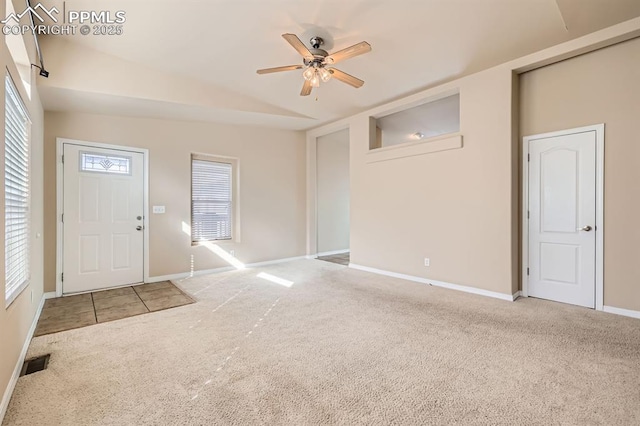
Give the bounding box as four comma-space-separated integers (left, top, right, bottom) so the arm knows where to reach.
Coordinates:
257, 272, 294, 288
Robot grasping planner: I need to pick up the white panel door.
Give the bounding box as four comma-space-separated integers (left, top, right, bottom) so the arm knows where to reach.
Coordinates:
63, 144, 144, 294
528, 131, 596, 308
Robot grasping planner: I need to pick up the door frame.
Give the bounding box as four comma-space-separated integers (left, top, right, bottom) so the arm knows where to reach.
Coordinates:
55, 138, 150, 297
521, 124, 604, 310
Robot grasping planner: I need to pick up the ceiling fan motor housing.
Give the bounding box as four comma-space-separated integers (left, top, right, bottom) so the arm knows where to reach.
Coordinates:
304, 39, 328, 67
305, 50, 329, 66
303, 36, 329, 66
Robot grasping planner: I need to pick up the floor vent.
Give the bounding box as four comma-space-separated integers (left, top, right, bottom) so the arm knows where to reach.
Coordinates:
20, 354, 50, 377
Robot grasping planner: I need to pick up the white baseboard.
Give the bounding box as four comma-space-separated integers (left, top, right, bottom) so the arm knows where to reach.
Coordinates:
0, 291, 51, 423
315, 249, 350, 257
148, 256, 308, 283
348, 263, 518, 302
512, 291, 522, 300
603, 305, 640, 319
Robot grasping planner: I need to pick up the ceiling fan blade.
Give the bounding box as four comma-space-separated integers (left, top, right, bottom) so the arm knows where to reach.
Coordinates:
326, 41, 371, 64
256, 65, 303, 74
300, 79, 312, 96
282, 33, 314, 60
328, 68, 364, 88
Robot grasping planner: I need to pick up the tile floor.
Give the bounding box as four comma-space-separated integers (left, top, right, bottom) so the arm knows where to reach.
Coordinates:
34, 281, 194, 336
317, 252, 350, 266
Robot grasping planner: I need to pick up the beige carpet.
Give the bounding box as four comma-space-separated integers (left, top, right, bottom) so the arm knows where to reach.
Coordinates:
4, 259, 640, 425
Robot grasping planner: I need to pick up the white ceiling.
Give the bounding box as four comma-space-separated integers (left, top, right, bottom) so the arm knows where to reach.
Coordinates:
35, 0, 640, 130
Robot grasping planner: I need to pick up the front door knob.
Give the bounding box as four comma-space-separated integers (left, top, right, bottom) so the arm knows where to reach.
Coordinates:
577, 225, 592, 232
136, 225, 143, 231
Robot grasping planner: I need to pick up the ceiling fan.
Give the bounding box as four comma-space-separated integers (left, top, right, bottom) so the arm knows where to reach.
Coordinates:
257, 34, 371, 96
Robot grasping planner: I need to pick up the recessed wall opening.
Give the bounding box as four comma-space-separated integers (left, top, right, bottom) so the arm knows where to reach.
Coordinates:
316, 128, 350, 259
371, 93, 460, 150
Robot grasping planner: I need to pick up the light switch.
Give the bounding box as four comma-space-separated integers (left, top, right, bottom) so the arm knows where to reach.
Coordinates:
153, 206, 166, 214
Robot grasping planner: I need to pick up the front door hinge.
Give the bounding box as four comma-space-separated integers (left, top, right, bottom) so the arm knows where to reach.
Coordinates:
61, 154, 64, 164
527, 267, 530, 276
61, 213, 64, 223
527, 211, 529, 219
61, 273, 64, 282
527, 153, 530, 162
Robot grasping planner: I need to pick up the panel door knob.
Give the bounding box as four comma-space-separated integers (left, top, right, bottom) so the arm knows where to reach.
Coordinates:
136, 225, 143, 231
577, 225, 592, 232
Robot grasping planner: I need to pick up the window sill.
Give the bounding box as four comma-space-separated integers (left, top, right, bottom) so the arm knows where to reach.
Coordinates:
367, 134, 463, 164
192, 239, 235, 247
5, 280, 29, 309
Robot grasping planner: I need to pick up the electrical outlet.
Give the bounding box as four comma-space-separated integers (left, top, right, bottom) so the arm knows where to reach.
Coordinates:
152, 205, 166, 214
424, 258, 430, 267
230, 250, 235, 257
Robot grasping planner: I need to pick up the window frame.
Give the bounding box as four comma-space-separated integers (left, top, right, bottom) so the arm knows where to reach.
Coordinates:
5, 71, 31, 307
190, 153, 239, 245
79, 150, 133, 175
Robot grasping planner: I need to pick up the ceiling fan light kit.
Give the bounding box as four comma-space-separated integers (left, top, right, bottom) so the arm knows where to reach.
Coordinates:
257, 33, 371, 96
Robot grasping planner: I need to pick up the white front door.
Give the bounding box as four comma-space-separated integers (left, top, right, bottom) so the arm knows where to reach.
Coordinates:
63, 144, 144, 294
527, 130, 596, 308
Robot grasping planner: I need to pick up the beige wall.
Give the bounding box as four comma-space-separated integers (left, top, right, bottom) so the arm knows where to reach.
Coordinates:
316, 129, 350, 253
309, 20, 639, 304
1, 2, 45, 414
348, 67, 516, 296
520, 37, 640, 311
43, 112, 306, 291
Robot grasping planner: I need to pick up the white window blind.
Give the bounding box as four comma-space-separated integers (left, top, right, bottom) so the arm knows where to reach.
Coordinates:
191, 158, 232, 241
5, 74, 30, 305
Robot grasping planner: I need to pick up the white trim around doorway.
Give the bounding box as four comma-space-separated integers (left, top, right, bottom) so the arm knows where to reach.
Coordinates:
521, 124, 604, 311
55, 138, 150, 297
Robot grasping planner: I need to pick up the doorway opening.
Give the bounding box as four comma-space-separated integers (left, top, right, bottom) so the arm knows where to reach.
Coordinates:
315, 128, 350, 262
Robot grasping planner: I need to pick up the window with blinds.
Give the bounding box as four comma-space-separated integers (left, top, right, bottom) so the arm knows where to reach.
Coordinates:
5, 73, 30, 306
191, 157, 233, 242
